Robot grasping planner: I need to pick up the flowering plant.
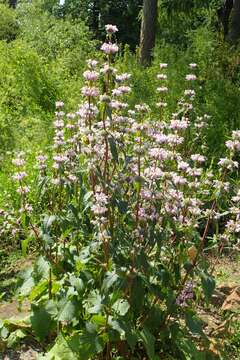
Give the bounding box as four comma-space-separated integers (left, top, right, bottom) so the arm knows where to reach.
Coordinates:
1, 25, 240, 359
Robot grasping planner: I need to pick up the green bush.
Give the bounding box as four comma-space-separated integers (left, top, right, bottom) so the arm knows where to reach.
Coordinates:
0, 2, 97, 154
0, 40, 58, 153
0, 3, 19, 41
115, 26, 240, 161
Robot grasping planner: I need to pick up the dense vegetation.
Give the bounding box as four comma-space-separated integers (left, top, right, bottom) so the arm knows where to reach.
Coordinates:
0, 0, 240, 359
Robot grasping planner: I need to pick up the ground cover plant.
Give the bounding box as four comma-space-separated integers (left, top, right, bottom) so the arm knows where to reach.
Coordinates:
0, 24, 240, 359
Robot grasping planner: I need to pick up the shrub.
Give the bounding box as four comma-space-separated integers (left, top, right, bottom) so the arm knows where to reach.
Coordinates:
1, 25, 240, 359
17, 2, 96, 64
0, 3, 19, 41
0, 40, 58, 154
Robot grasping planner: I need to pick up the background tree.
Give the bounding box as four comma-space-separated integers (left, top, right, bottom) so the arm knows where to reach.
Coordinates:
228, 0, 240, 43
9, 0, 17, 8
43, 0, 142, 49
0, 3, 19, 40
218, 0, 233, 37
140, 0, 158, 66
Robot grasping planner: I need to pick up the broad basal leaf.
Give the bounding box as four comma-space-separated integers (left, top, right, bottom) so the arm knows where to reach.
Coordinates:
112, 299, 130, 316
139, 326, 160, 360
30, 304, 53, 341
201, 272, 215, 303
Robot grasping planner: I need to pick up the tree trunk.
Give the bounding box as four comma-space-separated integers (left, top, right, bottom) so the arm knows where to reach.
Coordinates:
140, 0, 158, 67
9, 0, 17, 8
218, 0, 233, 36
228, 0, 240, 43
91, 0, 100, 36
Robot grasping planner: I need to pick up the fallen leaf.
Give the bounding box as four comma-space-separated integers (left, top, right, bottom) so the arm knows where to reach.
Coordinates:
221, 287, 240, 312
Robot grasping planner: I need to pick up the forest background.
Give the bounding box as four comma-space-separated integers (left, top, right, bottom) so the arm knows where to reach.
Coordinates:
0, 0, 240, 172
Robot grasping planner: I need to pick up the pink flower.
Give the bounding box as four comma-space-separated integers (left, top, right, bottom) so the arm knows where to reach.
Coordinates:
105, 24, 119, 34
91, 205, 108, 215
115, 73, 131, 82
53, 155, 68, 163
178, 161, 189, 172
100, 64, 117, 75
135, 104, 149, 113
52, 178, 61, 185
110, 100, 128, 110
157, 74, 167, 80
160, 63, 168, 68
83, 70, 99, 82
55, 111, 65, 119
12, 158, 25, 167
81, 86, 100, 97
191, 154, 205, 163
232, 130, 240, 140
157, 86, 168, 93
55, 101, 64, 108
13, 172, 27, 181
87, 59, 98, 68
95, 192, 108, 205
218, 158, 238, 170
189, 63, 197, 68
112, 88, 122, 97
54, 120, 64, 128
170, 119, 189, 130
36, 154, 47, 162
101, 43, 119, 55
17, 186, 30, 194
184, 89, 195, 96
226, 139, 240, 151
156, 102, 167, 108
118, 86, 131, 94
186, 74, 197, 81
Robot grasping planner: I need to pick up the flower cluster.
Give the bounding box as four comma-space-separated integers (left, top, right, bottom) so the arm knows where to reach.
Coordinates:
176, 281, 195, 307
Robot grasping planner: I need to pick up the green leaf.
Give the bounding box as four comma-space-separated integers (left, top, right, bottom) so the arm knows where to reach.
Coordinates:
29, 280, 48, 301
106, 105, 113, 124
131, 277, 144, 314
108, 136, 119, 163
42, 334, 77, 360
44, 330, 107, 360
178, 338, 206, 360
115, 199, 128, 214
33, 256, 50, 281
201, 272, 215, 303
7, 329, 26, 348
42, 215, 56, 233
185, 312, 204, 336
108, 317, 126, 338
145, 307, 164, 332
19, 275, 35, 296
84, 290, 103, 314
69, 275, 84, 293
21, 237, 30, 257
126, 329, 138, 351
0, 324, 9, 339
91, 315, 106, 329
68, 204, 80, 223
58, 300, 77, 322
83, 191, 93, 204
112, 299, 130, 316
68, 331, 106, 359
102, 271, 118, 292
30, 304, 53, 341
139, 327, 159, 360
